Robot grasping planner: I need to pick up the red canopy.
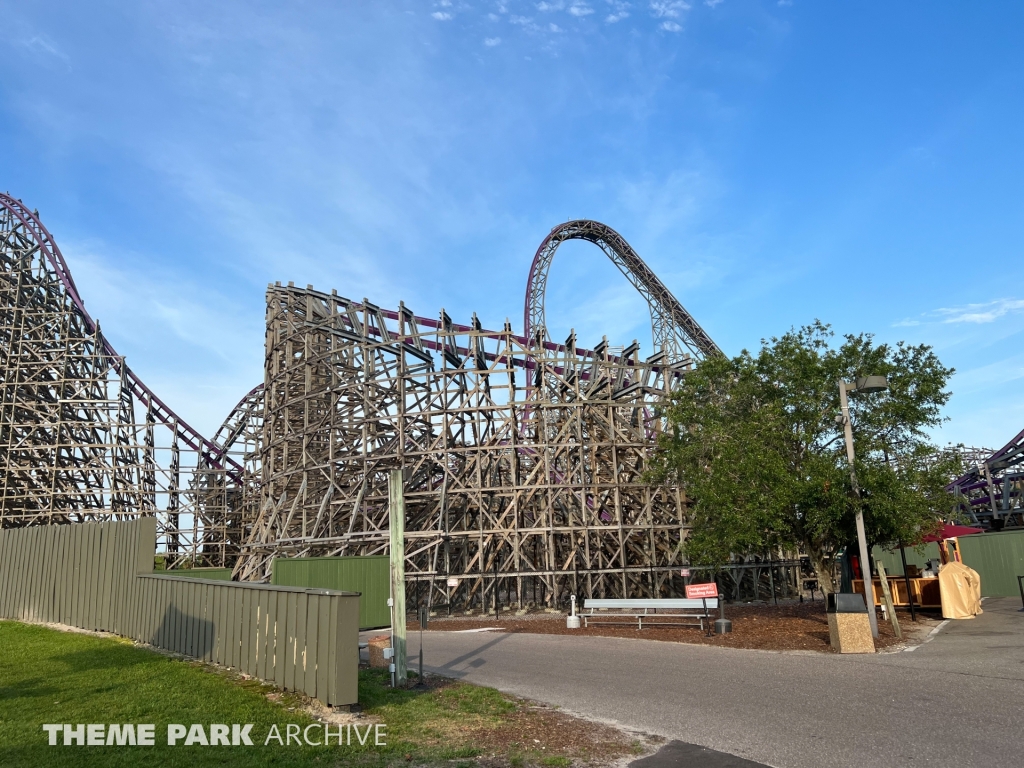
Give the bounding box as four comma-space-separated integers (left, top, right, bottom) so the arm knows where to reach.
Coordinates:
921, 523, 984, 543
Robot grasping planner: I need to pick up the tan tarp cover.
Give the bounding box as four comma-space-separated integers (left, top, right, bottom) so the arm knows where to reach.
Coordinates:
939, 561, 983, 619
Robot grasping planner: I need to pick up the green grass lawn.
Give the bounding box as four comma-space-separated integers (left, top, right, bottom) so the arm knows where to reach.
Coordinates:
0, 620, 543, 768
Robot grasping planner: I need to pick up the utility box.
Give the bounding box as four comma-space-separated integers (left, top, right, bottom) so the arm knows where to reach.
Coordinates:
826, 592, 875, 654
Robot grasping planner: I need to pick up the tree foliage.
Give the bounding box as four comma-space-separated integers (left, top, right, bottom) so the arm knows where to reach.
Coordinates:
650, 322, 963, 593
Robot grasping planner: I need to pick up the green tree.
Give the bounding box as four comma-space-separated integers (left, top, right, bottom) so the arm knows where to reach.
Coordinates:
650, 321, 961, 594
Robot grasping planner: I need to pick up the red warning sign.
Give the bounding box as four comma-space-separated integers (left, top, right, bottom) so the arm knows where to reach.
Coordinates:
685, 582, 719, 599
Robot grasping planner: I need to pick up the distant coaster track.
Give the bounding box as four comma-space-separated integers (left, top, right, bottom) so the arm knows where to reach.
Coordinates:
525, 219, 720, 362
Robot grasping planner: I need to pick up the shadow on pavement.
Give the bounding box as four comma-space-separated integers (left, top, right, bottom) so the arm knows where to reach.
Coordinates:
631, 741, 772, 768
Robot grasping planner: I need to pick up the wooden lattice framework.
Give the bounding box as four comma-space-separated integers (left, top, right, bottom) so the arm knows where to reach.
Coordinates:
3, 195, 730, 608
232, 282, 700, 609
0, 194, 249, 566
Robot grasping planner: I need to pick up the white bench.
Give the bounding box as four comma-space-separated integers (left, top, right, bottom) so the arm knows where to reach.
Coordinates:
581, 598, 719, 630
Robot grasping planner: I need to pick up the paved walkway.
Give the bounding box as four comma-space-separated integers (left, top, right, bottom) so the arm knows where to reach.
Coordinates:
412, 598, 1024, 768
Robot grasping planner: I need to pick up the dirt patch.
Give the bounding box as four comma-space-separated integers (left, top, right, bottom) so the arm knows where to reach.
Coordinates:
422, 601, 942, 653
431, 678, 645, 765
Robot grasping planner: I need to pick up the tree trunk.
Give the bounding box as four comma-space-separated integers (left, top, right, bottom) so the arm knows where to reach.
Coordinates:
808, 551, 837, 595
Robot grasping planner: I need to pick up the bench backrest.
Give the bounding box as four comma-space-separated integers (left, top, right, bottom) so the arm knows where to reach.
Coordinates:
583, 598, 718, 610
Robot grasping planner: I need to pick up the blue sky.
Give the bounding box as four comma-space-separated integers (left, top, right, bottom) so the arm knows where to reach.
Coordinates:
2, 1, 1022, 449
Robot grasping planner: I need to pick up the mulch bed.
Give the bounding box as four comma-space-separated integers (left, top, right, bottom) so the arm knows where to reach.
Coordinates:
421, 601, 940, 652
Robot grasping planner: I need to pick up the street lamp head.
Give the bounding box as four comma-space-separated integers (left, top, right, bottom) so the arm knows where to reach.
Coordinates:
854, 375, 888, 393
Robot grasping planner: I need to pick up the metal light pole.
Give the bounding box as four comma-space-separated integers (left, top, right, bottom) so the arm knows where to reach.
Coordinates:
839, 376, 888, 640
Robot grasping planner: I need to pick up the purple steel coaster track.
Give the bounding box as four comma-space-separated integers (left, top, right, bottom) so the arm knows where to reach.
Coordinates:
524, 219, 720, 362
0, 192, 242, 476
948, 427, 1024, 512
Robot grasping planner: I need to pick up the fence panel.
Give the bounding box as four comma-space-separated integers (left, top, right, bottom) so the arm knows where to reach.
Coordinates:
272, 554, 390, 630
957, 529, 1024, 597
0, 520, 359, 706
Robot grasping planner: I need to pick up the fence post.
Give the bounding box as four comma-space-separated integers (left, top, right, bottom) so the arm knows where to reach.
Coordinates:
389, 469, 407, 686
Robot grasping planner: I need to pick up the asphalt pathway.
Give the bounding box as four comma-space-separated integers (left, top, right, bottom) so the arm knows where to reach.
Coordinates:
411, 598, 1024, 768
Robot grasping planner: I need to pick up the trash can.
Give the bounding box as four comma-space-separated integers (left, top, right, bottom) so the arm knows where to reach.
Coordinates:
826, 592, 875, 654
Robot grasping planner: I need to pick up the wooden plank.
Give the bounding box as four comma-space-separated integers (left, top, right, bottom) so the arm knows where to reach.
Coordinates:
876, 563, 902, 640
191, 581, 202, 658
77, 526, 89, 628
209, 585, 222, 664
202, 583, 214, 663
68, 527, 81, 628
27, 527, 41, 622
0, 532, 9, 617
97, 524, 111, 630
106, 523, 120, 633
32, 527, 42, 621
339, 595, 360, 706
231, 587, 244, 669
240, 588, 254, 676
178, 580, 189, 655
184, 581, 195, 657
218, 582, 230, 665
56, 527, 68, 625
117, 521, 131, 634
157, 578, 169, 651
124, 524, 139, 639
0, 531, 11, 617
21, 528, 33, 622
296, 592, 309, 694
8, 530, 20, 618
272, 591, 286, 688
11, 529, 26, 619
327, 595, 340, 704
173, 579, 186, 654
316, 594, 330, 703
389, 469, 408, 685
89, 523, 101, 628
40, 526, 53, 623
255, 590, 269, 681
284, 592, 298, 691
219, 581, 231, 666
304, 593, 320, 698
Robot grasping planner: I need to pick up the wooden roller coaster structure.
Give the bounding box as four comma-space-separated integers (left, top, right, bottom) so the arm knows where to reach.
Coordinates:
2, 198, 728, 608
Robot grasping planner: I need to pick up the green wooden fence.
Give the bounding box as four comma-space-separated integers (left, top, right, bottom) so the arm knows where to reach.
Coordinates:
875, 529, 1024, 598
272, 555, 391, 630
0, 519, 359, 706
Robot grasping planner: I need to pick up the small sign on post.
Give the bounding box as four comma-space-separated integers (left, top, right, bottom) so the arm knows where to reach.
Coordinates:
686, 582, 719, 638
685, 582, 719, 600
446, 578, 459, 588
680, 568, 691, 578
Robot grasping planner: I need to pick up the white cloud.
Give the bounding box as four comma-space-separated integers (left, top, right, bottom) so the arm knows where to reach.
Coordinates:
894, 298, 1024, 327
650, 1, 690, 18
431, 12, 453, 21
660, 20, 682, 31
605, 1, 631, 22
705, 0, 724, 7
550, 23, 563, 32
936, 298, 1024, 324
537, 1, 564, 10
569, 3, 595, 15
778, 0, 793, 6
484, 37, 502, 46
